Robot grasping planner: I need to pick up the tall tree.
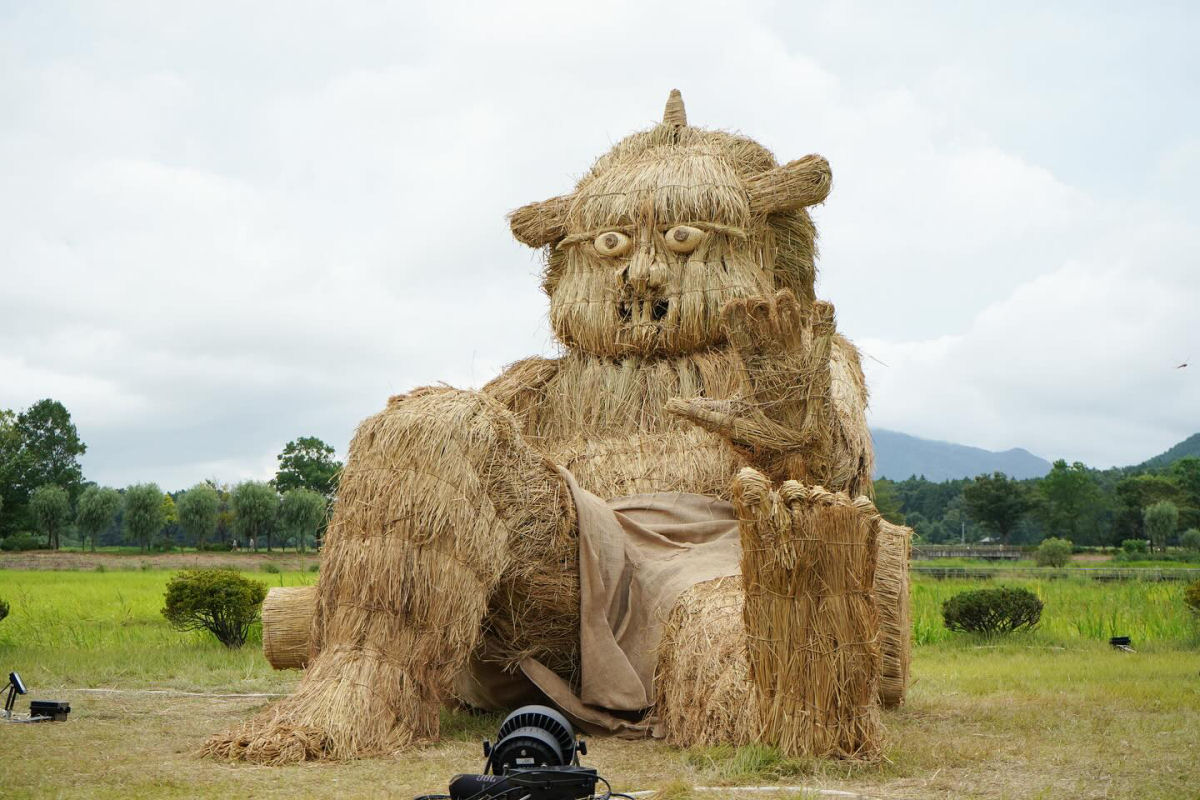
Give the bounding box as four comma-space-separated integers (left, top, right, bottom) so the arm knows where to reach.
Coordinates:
159, 494, 180, 550
124, 483, 165, 552
1, 400, 86, 538
278, 488, 327, 553
177, 483, 220, 551
1114, 473, 1179, 541
1143, 500, 1179, 553
15, 399, 86, 497
962, 472, 1031, 545
274, 437, 342, 499
1169, 457, 1200, 531
0, 408, 30, 536
1036, 460, 1106, 544
29, 484, 71, 550
233, 481, 278, 552
76, 486, 121, 551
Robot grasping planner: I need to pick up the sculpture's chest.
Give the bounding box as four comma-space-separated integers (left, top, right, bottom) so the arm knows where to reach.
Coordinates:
521, 351, 747, 498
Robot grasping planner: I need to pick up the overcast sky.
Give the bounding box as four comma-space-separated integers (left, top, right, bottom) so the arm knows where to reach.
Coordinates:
2, 1, 1197, 490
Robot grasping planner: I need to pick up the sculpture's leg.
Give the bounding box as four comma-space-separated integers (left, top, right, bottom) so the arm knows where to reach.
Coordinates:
734, 468, 883, 760
655, 576, 759, 747
202, 388, 571, 763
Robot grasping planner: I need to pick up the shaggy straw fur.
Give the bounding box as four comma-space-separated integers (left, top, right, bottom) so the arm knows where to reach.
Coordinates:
874, 521, 912, 708
262, 586, 317, 671
203, 389, 574, 763
210, 90, 889, 764
735, 468, 883, 760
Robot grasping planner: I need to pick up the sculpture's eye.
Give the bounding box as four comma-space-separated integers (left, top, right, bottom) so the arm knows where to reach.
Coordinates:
593, 231, 633, 257
664, 225, 704, 254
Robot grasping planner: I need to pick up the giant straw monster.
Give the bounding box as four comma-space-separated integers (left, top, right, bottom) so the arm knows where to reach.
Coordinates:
208, 90, 890, 763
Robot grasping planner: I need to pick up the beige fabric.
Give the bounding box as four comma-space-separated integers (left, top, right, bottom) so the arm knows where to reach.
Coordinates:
460, 467, 741, 736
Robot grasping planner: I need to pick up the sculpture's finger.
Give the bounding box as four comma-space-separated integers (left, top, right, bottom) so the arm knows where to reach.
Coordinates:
721, 298, 756, 355
731, 467, 772, 521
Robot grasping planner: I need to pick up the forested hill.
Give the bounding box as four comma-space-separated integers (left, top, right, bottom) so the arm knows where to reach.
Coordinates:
1139, 433, 1200, 470
871, 429, 1052, 481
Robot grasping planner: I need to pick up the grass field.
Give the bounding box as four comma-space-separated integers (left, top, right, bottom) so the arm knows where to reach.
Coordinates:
1, 565, 1198, 799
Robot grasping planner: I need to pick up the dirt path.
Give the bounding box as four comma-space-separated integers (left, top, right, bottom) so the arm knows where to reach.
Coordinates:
0, 550, 321, 571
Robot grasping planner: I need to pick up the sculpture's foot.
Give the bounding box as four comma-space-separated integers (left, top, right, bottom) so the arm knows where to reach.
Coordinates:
200, 647, 438, 763
733, 467, 883, 760
655, 576, 758, 748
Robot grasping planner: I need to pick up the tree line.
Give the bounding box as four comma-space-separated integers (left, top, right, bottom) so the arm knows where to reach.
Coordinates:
0, 399, 342, 553
875, 455, 1200, 550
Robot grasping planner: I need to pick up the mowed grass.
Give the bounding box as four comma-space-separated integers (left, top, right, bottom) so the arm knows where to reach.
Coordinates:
0, 567, 1198, 799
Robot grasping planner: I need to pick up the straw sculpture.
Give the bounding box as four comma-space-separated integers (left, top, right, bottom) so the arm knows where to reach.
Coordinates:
207, 90, 904, 764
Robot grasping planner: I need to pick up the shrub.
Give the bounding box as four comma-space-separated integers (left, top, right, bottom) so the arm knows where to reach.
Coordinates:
1121, 538, 1149, 555
1035, 537, 1073, 568
260, 562, 281, 574
308, 563, 320, 573
1181, 529, 1200, 553
161, 569, 267, 648
0, 598, 9, 623
0, 532, 42, 551
1186, 580, 1200, 614
942, 587, 1043, 634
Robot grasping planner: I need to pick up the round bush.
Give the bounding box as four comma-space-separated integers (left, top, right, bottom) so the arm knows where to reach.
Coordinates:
942, 586, 1043, 634
1121, 538, 1149, 555
1035, 537, 1073, 568
1181, 529, 1200, 553
161, 568, 268, 648
1185, 580, 1200, 614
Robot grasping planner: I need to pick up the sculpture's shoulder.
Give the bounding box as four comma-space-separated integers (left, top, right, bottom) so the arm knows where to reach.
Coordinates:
482, 356, 561, 417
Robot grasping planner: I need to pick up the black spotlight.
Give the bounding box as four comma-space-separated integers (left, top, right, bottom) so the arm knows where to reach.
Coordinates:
4, 672, 26, 718
484, 705, 584, 773
435, 705, 597, 800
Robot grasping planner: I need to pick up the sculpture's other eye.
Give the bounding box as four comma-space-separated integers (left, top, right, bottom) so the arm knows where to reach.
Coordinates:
664, 225, 704, 254
593, 231, 633, 257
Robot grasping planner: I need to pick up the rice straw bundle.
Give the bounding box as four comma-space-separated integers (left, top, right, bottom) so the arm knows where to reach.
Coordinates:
261, 585, 317, 670
654, 576, 759, 747
735, 468, 882, 760
874, 521, 912, 708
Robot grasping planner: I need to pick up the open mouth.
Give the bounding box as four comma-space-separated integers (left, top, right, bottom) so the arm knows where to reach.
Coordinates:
618, 296, 670, 324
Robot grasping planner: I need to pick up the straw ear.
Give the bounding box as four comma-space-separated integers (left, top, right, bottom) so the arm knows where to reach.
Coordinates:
509, 194, 572, 248
746, 154, 832, 215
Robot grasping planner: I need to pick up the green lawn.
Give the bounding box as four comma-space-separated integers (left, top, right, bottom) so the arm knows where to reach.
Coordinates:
0, 566, 1197, 799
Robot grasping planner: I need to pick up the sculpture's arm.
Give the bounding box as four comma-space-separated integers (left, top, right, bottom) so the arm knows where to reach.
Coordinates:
667, 291, 870, 493
482, 355, 561, 420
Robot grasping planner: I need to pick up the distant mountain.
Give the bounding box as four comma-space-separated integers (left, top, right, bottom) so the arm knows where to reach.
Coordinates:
1137, 432, 1200, 470
871, 429, 1052, 482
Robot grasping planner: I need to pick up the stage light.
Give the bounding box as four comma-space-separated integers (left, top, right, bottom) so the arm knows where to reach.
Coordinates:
4, 671, 26, 718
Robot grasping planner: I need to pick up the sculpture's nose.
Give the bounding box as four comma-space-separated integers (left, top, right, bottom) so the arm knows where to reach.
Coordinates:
622, 248, 668, 293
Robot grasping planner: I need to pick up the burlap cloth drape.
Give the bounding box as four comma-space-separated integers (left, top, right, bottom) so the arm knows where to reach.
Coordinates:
456, 467, 741, 737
